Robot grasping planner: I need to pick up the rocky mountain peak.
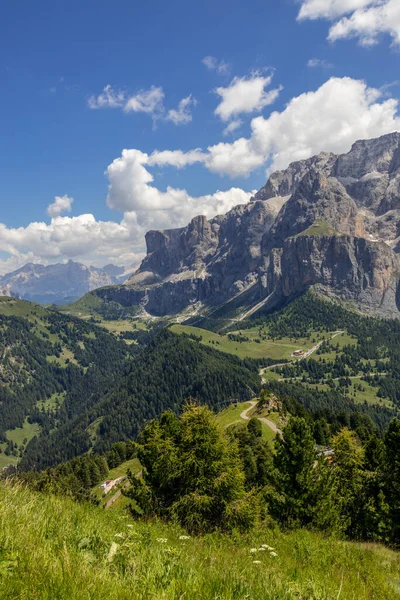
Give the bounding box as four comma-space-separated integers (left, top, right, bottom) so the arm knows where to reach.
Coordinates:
113, 133, 400, 318
0, 261, 134, 305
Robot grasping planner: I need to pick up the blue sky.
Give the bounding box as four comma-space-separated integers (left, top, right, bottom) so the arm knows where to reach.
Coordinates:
0, 0, 399, 272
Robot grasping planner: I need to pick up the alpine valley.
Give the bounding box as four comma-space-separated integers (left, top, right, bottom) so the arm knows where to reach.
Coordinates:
2, 134, 400, 600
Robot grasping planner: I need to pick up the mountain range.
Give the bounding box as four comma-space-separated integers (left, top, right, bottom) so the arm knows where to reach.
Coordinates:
0, 260, 135, 305
90, 132, 400, 319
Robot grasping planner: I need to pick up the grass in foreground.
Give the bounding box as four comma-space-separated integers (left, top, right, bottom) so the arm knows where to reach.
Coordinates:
0, 483, 399, 599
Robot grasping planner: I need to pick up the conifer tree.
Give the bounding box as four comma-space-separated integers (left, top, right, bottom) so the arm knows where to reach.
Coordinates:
269, 417, 316, 527
384, 419, 400, 544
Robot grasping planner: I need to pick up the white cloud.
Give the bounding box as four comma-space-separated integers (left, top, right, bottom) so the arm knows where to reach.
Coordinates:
166, 95, 197, 125
88, 85, 195, 126
124, 86, 165, 118
205, 76, 400, 176
148, 149, 206, 168
202, 56, 231, 75
88, 84, 125, 109
328, 1, 400, 46
0, 214, 144, 275
47, 195, 74, 218
222, 119, 243, 136
206, 138, 265, 177
298, 1, 400, 46
105, 149, 253, 220
214, 73, 282, 122
307, 58, 334, 68
298, 0, 374, 20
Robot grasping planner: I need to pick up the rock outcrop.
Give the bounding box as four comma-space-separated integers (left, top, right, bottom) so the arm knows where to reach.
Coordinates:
112, 132, 400, 317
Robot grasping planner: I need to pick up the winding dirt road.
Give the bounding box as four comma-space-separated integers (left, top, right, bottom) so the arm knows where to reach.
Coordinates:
260, 330, 344, 381
240, 401, 282, 436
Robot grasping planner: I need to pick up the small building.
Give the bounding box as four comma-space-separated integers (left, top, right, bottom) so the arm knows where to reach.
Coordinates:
100, 479, 113, 489
292, 349, 304, 357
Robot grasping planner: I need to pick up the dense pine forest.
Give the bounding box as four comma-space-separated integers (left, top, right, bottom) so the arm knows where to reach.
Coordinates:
20, 329, 261, 469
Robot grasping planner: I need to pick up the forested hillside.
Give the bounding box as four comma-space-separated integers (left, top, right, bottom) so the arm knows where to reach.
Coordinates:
19, 329, 261, 470
3, 290, 400, 477
248, 292, 400, 429
0, 298, 132, 466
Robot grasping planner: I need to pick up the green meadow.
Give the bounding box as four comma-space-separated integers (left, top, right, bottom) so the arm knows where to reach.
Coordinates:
0, 483, 399, 600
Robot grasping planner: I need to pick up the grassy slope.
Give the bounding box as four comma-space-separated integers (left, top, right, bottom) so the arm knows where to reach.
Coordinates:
216, 401, 276, 442
6, 419, 41, 446
0, 296, 48, 319
0, 448, 18, 468
57, 292, 103, 318
1, 483, 399, 600
295, 219, 339, 237
58, 294, 149, 337
92, 458, 141, 505
0, 421, 42, 468
170, 324, 325, 361
172, 324, 393, 408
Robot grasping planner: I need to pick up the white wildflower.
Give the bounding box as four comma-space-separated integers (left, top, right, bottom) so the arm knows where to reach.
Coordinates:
270, 551, 278, 557
156, 538, 168, 543
262, 544, 272, 549
114, 533, 124, 538
258, 547, 266, 551
253, 560, 262, 564
127, 524, 133, 528
250, 548, 258, 553
179, 535, 190, 540
107, 542, 119, 561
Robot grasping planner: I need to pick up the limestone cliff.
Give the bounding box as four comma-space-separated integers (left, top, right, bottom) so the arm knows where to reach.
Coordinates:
111, 132, 400, 317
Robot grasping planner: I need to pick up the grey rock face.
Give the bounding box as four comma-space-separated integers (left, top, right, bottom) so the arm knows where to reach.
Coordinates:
111, 132, 400, 317
264, 171, 361, 251
0, 260, 135, 305
254, 152, 336, 200
262, 234, 400, 316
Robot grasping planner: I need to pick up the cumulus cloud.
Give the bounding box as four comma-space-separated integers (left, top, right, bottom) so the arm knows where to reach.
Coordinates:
0, 214, 144, 275
47, 195, 74, 218
307, 58, 334, 68
205, 76, 400, 176
205, 138, 264, 177
148, 149, 206, 168
166, 95, 197, 125
202, 56, 231, 75
214, 73, 282, 122
298, 0, 400, 46
88, 85, 125, 109
328, 1, 400, 46
105, 148, 253, 221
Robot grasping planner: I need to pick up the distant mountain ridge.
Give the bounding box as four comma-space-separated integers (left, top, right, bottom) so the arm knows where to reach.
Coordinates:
0, 260, 135, 305
91, 132, 400, 318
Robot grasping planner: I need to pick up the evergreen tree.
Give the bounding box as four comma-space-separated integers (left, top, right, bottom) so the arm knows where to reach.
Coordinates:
269, 417, 316, 527
127, 404, 259, 534
330, 428, 365, 537
384, 419, 400, 544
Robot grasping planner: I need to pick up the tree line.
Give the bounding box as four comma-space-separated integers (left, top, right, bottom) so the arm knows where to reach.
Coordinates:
126, 403, 400, 546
